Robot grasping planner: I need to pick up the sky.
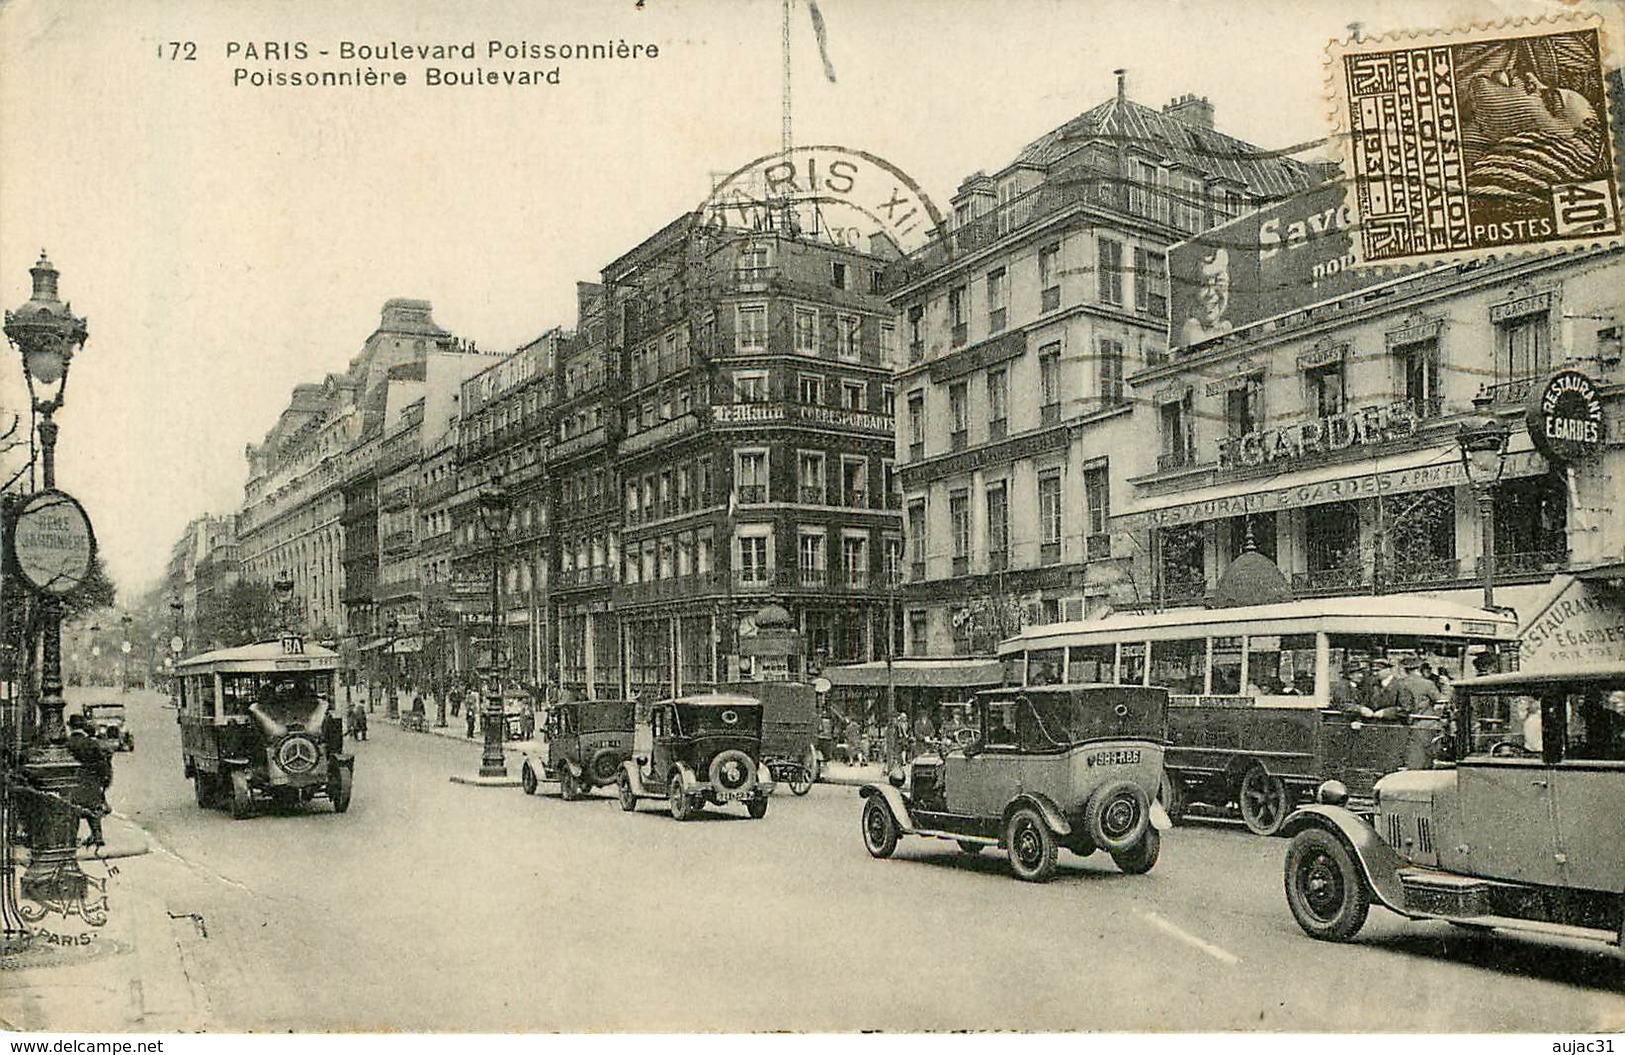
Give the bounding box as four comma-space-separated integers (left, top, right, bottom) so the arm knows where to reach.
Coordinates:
1, 0, 1609, 599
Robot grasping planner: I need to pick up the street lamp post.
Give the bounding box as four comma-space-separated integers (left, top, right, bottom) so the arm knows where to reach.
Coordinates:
5, 251, 90, 908
1458, 393, 1512, 611
476, 482, 511, 779
119, 613, 132, 692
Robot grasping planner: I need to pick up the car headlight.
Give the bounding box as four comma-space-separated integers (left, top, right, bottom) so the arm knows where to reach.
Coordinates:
1315, 780, 1349, 807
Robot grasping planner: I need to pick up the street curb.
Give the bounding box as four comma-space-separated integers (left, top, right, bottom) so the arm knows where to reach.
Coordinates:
11, 813, 150, 868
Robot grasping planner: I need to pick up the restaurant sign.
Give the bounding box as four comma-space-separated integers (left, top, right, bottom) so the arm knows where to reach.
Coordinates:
1525, 369, 1604, 466
1218, 400, 1419, 469
7, 489, 96, 597
1516, 574, 1625, 673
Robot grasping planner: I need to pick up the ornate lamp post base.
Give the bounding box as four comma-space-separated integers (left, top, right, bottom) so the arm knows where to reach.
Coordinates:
18, 743, 88, 910
448, 699, 521, 787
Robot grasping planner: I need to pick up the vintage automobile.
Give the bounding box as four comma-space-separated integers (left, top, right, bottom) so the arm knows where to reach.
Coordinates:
82, 702, 133, 752
859, 684, 1172, 882
730, 680, 820, 794
520, 699, 636, 800
174, 635, 353, 818
1282, 662, 1625, 951
616, 692, 774, 820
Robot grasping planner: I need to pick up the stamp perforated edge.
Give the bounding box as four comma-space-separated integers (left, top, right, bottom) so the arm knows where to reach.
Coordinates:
1321, 8, 1625, 272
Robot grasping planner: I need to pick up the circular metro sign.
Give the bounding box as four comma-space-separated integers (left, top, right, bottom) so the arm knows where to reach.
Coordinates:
1526, 369, 1605, 465
7, 488, 96, 597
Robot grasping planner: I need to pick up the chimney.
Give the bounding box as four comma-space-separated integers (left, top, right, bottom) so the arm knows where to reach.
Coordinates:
1114, 68, 1127, 102
1163, 93, 1215, 130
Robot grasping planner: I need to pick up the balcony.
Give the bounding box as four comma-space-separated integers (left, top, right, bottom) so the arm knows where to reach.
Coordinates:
379, 485, 415, 511
1157, 447, 1195, 472
844, 568, 870, 589
1477, 548, 1570, 577
1040, 541, 1061, 565
1085, 534, 1111, 561
1479, 374, 1543, 408
799, 567, 827, 587
738, 484, 767, 504
380, 530, 415, 556
1159, 578, 1208, 605
1040, 403, 1061, 427
1291, 563, 1366, 595
799, 485, 826, 505
908, 340, 925, 365
1379, 556, 1461, 588
619, 412, 697, 456
843, 490, 870, 510
908, 441, 924, 462
910, 560, 926, 582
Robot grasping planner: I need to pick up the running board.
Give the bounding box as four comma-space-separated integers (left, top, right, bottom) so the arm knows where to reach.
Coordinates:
1432, 914, 1620, 946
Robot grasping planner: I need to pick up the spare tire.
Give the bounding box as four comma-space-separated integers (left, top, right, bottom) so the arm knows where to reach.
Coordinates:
709, 749, 756, 792
1085, 780, 1150, 853
587, 747, 623, 786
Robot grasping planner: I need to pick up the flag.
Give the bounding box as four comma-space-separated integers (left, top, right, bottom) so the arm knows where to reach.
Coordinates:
808, 0, 837, 83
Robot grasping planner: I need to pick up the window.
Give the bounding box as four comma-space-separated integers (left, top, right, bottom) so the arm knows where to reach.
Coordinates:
696, 529, 714, 574
882, 385, 896, 417
659, 537, 675, 580
697, 457, 712, 505
1495, 474, 1568, 570
1084, 466, 1109, 558
1498, 310, 1550, 382
1037, 242, 1061, 312
1306, 361, 1346, 419
1129, 159, 1166, 222
882, 459, 899, 509
736, 450, 768, 504
736, 305, 766, 350
1151, 638, 1207, 695
1134, 247, 1167, 317
659, 470, 674, 516
907, 501, 927, 580
1173, 172, 1205, 232
1158, 524, 1206, 600
1039, 344, 1061, 424
794, 308, 817, 354
881, 323, 898, 366
987, 368, 1008, 440
734, 370, 769, 403
841, 457, 868, 508
1225, 375, 1265, 438
884, 535, 904, 586
677, 533, 694, 577
907, 392, 925, 459
737, 532, 770, 585
1303, 502, 1362, 589
1098, 338, 1124, 404
949, 382, 969, 450
839, 315, 861, 360
1098, 238, 1123, 306
842, 380, 865, 411
797, 451, 825, 504
907, 305, 925, 362
1159, 394, 1194, 469
831, 261, 848, 290
986, 482, 1008, 571
986, 267, 1008, 333
950, 490, 971, 575
737, 242, 769, 279
948, 286, 968, 347
1379, 487, 1456, 585
1226, 513, 1277, 561
842, 534, 869, 588
1245, 633, 1316, 696
798, 373, 823, 405
1396, 339, 1442, 418
799, 530, 827, 586
1038, 471, 1062, 563
626, 481, 641, 520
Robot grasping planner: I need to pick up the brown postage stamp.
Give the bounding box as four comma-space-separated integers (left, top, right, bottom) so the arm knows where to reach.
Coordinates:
1327, 15, 1621, 266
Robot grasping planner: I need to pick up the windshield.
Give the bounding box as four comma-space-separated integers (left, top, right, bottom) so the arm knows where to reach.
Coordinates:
676, 704, 760, 736
1460, 677, 1625, 762
221, 672, 333, 719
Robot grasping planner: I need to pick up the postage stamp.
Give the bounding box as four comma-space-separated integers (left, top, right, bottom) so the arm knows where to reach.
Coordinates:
1327, 16, 1621, 266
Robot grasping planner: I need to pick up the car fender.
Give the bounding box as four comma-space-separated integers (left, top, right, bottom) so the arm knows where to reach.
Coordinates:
671, 761, 699, 787
563, 756, 585, 780
858, 782, 915, 833
1280, 805, 1406, 912
619, 759, 649, 798
1002, 792, 1071, 838
1149, 800, 1173, 831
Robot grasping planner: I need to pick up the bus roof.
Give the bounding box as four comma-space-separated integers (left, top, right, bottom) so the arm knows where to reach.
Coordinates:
1000, 596, 1518, 651
1454, 663, 1625, 690
176, 639, 340, 672
666, 692, 763, 708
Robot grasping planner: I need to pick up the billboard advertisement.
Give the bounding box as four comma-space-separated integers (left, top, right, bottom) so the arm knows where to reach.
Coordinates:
1167, 181, 1402, 353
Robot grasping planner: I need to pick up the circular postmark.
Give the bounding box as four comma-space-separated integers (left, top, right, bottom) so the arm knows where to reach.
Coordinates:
694, 145, 948, 260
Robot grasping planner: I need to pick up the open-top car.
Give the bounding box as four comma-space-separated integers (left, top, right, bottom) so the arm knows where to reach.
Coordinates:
521, 699, 635, 800
616, 692, 774, 820
860, 684, 1172, 882
82, 702, 133, 752
1282, 661, 1625, 951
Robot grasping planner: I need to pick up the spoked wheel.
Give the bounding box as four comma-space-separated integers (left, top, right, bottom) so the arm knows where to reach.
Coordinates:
667, 771, 693, 821
787, 765, 813, 796
228, 770, 254, 820
1005, 807, 1058, 882
521, 763, 539, 796
861, 797, 898, 859
617, 772, 638, 812
1239, 767, 1291, 836
1111, 827, 1161, 874
329, 765, 353, 814
1284, 827, 1369, 941
746, 796, 769, 819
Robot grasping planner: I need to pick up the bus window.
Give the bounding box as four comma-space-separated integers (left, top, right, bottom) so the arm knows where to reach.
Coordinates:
1028, 648, 1064, 685
1211, 636, 1243, 695
1247, 634, 1316, 696
1067, 644, 1114, 684
1001, 654, 1026, 687
1565, 688, 1625, 762
1150, 638, 1206, 695
1119, 643, 1147, 686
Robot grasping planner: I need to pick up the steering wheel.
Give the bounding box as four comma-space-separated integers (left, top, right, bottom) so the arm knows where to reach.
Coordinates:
1489, 740, 1533, 758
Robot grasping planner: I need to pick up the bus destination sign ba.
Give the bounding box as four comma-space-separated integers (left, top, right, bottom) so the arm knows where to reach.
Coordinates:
8, 488, 96, 597
1526, 369, 1604, 465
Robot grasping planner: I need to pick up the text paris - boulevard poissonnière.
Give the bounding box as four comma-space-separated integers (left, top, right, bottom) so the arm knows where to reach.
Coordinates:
227, 39, 660, 88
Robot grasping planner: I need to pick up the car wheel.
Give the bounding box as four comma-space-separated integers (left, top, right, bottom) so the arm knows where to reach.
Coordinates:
861, 796, 898, 859
1111, 827, 1161, 874
1239, 766, 1290, 836
1283, 827, 1370, 942
668, 770, 692, 821
1085, 780, 1150, 853
521, 763, 538, 796
1005, 807, 1058, 882
1157, 770, 1184, 825
787, 765, 813, 796
802, 747, 821, 785
956, 840, 984, 856
329, 765, 353, 814
708, 750, 756, 794
587, 748, 622, 786
228, 770, 254, 820
560, 769, 580, 801
617, 772, 638, 812
746, 796, 769, 819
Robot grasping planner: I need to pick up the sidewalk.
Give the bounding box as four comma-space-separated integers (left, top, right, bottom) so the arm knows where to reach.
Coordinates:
819, 760, 888, 786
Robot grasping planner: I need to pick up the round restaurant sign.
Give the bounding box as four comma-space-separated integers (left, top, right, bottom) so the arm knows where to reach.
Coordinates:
8, 489, 95, 597
1526, 369, 1604, 465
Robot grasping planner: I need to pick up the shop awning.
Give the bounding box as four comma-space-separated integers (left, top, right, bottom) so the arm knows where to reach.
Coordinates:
359, 638, 390, 652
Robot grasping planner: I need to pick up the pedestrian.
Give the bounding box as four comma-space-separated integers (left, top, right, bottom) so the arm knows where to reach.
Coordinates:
844, 714, 861, 766
890, 709, 911, 766
449, 683, 462, 718
913, 708, 936, 757
1398, 655, 1442, 716
65, 714, 112, 847
353, 702, 369, 741
466, 692, 478, 738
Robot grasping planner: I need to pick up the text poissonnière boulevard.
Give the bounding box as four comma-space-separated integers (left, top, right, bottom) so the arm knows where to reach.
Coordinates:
229, 40, 659, 88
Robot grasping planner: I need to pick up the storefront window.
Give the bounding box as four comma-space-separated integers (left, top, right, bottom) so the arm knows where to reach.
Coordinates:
1304, 502, 1361, 587
1380, 488, 1456, 586
1226, 513, 1276, 561
1159, 525, 1205, 601
1495, 475, 1568, 572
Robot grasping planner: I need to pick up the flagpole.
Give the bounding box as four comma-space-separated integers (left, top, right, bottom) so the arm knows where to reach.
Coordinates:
781, 0, 792, 158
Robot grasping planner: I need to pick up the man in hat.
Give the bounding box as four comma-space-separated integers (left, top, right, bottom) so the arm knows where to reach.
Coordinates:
1398, 655, 1443, 716
1330, 663, 1362, 713
1360, 657, 1407, 720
